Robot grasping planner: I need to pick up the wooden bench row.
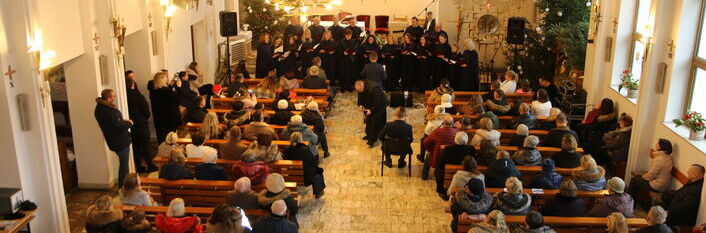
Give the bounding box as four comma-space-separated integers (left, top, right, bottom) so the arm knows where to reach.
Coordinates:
424, 91, 533, 100
175, 138, 305, 147
118, 205, 270, 224
426, 101, 543, 114
153, 157, 306, 186
208, 109, 301, 120
438, 145, 584, 155
443, 164, 582, 190
184, 122, 313, 134
242, 78, 330, 87
212, 97, 329, 111
464, 129, 549, 145
457, 215, 648, 233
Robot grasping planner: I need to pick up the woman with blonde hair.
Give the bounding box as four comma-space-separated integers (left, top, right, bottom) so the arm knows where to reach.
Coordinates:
500, 70, 518, 94
493, 177, 532, 215
299, 29, 316, 72
85, 195, 123, 232
157, 131, 182, 157
254, 70, 285, 98
459, 38, 480, 91
470, 117, 500, 146
148, 71, 181, 145
382, 33, 401, 89
199, 112, 224, 139
317, 30, 336, 83
572, 155, 607, 191
158, 148, 192, 180
468, 210, 510, 233
553, 134, 582, 168
606, 212, 629, 233
119, 173, 155, 206
156, 198, 203, 233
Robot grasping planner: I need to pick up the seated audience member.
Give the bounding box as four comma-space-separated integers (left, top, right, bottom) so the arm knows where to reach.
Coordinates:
85, 195, 123, 233
269, 100, 296, 126
243, 110, 278, 140
515, 79, 532, 94
159, 149, 193, 180
500, 70, 518, 94
232, 151, 270, 185
155, 198, 203, 233
184, 96, 208, 123
513, 103, 537, 130
258, 173, 298, 224
119, 173, 155, 206
530, 159, 563, 189
507, 98, 523, 116
185, 133, 214, 158
252, 200, 298, 233
206, 204, 251, 233
425, 105, 448, 136
200, 112, 224, 140
509, 124, 529, 147
227, 73, 249, 97
428, 79, 455, 103
602, 113, 633, 167
485, 151, 522, 188
485, 90, 511, 115
283, 132, 324, 198
460, 95, 500, 129
515, 211, 557, 233
467, 210, 510, 233
436, 132, 477, 197
587, 177, 634, 217
537, 108, 562, 130
540, 180, 585, 217
450, 178, 492, 233
280, 115, 318, 155
484, 79, 502, 102
662, 164, 704, 228
552, 135, 582, 168
254, 71, 284, 99
226, 177, 260, 210
245, 133, 282, 163
572, 155, 607, 191
454, 116, 474, 131
604, 212, 629, 233
470, 118, 500, 146
531, 89, 552, 117
437, 94, 457, 115
475, 139, 498, 165
512, 136, 542, 166
448, 157, 485, 196
627, 139, 673, 200
636, 206, 672, 233
541, 113, 579, 148
220, 127, 249, 161
302, 66, 328, 89
423, 116, 460, 180
273, 90, 296, 111
195, 147, 228, 180
158, 132, 182, 157
301, 101, 330, 158
493, 177, 532, 216
581, 98, 617, 160
378, 107, 414, 168
224, 101, 250, 126
122, 209, 154, 233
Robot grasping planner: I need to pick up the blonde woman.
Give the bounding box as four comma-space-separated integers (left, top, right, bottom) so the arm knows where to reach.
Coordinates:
85, 195, 123, 232
553, 134, 582, 168
158, 148, 193, 180
199, 112, 224, 139
500, 70, 518, 94
470, 117, 500, 146
605, 212, 629, 233
254, 70, 284, 98
460, 38, 480, 91
149, 71, 181, 146
157, 131, 182, 157
119, 173, 155, 206
572, 155, 607, 191
493, 177, 532, 216
467, 210, 510, 233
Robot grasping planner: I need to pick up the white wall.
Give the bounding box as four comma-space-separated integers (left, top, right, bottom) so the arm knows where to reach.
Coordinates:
35, 0, 84, 65
307, 0, 435, 23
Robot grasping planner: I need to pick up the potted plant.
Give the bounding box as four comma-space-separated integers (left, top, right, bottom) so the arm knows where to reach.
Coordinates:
673, 111, 706, 141
619, 69, 639, 98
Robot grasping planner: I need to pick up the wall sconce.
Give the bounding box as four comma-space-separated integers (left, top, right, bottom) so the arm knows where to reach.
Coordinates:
165, 5, 176, 38
27, 30, 56, 71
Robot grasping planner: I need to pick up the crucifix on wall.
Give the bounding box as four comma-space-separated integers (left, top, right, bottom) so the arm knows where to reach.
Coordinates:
4, 65, 16, 87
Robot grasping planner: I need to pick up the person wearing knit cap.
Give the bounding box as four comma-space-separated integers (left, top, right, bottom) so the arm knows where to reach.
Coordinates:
226, 177, 260, 210
157, 131, 183, 158
587, 177, 634, 218
509, 124, 529, 147
269, 99, 296, 126
257, 173, 299, 224
493, 177, 532, 216
252, 199, 298, 233
435, 132, 476, 198
301, 100, 330, 157
530, 159, 563, 189
512, 135, 542, 166
195, 147, 227, 181
281, 115, 319, 155
450, 178, 492, 232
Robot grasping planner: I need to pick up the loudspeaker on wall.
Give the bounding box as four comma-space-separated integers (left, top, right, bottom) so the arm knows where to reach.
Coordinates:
220, 11, 238, 37
506, 17, 526, 45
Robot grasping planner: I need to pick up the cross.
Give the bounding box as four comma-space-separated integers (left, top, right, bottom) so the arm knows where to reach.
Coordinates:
4, 65, 16, 87
147, 13, 153, 27
92, 33, 100, 44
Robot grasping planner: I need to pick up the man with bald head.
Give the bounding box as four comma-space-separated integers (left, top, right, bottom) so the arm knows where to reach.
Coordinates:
426, 22, 447, 44
661, 164, 704, 228
422, 115, 460, 180
356, 80, 387, 147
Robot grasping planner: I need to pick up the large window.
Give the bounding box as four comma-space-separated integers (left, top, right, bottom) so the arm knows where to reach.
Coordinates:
689, 2, 706, 114
628, 0, 654, 84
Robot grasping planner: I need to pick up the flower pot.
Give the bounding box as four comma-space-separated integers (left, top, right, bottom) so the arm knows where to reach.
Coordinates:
627, 89, 638, 98
689, 130, 705, 141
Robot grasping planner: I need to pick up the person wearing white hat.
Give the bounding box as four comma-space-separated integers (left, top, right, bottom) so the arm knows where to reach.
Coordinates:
257, 173, 299, 224
157, 131, 183, 157
195, 147, 227, 181
252, 199, 298, 233
268, 99, 296, 126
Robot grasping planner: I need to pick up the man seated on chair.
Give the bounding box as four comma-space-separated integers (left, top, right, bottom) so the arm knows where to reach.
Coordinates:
660, 164, 704, 229
378, 107, 413, 168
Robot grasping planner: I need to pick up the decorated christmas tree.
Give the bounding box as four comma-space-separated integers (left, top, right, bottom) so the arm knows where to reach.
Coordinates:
242, 0, 296, 39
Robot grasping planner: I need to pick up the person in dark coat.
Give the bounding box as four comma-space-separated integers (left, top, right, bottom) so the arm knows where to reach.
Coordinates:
176, 71, 197, 114
580, 98, 617, 165
512, 103, 537, 130
195, 148, 228, 181
318, 31, 337, 84
125, 78, 157, 173
329, 17, 345, 42
283, 132, 324, 198
404, 17, 424, 43
148, 72, 181, 144
587, 177, 634, 217
436, 132, 476, 197
257, 174, 299, 224
662, 164, 704, 227
256, 33, 275, 79
423, 12, 436, 34
538, 77, 561, 107
301, 101, 330, 158
85, 195, 123, 233
553, 134, 582, 168
378, 107, 414, 168
509, 124, 529, 147
299, 31, 316, 72
602, 113, 633, 171
269, 100, 296, 126
400, 34, 417, 90
346, 17, 363, 41
530, 159, 563, 189
540, 180, 585, 217
459, 39, 480, 91
541, 113, 579, 148
636, 206, 673, 233
493, 177, 532, 216
415, 36, 433, 90
360, 51, 386, 88
159, 149, 193, 180
356, 80, 388, 147
252, 200, 298, 233
94, 89, 133, 187
283, 16, 303, 44
426, 23, 448, 44
449, 178, 493, 233
484, 151, 522, 188
184, 96, 208, 123
302, 66, 328, 89
308, 16, 325, 43
338, 29, 359, 92
431, 34, 451, 87
381, 34, 401, 90
226, 177, 260, 210
359, 34, 381, 70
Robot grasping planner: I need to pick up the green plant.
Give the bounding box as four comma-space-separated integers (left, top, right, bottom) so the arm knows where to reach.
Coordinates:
619, 69, 638, 90
548, 21, 589, 70
242, 0, 294, 39
673, 111, 706, 132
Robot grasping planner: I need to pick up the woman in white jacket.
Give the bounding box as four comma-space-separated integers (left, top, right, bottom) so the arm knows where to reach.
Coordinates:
470, 118, 501, 146
627, 139, 673, 196
499, 70, 518, 94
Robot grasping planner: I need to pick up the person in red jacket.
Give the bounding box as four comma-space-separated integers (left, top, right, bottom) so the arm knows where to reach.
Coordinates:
155, 198, 203, 233
422, 116, 460, 180
232, 151, 270, 185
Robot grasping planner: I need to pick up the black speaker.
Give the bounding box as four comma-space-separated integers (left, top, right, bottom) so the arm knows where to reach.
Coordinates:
389, 91, 413, 108
220, 11, 238, 37
506, 17, 526, 45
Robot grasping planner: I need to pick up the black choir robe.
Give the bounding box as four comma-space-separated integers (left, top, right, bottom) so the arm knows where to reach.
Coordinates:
431, 42, 451, 87
318, 39, 337, 83
284, 24, 304, 42
459, 50, 480, 91
448, 51, 463, 88
329, 25, 345, 42
404, 25, 424, 42
400, 42, 417, 90
308, 25, 325, 43
359, 41, 381, 65
299, 39, 316, 71
381, 44, 401, 89
338, 37, 359, 91
415, 43, 433, 90
256, 43, 274, 78
346, 25, 363, 41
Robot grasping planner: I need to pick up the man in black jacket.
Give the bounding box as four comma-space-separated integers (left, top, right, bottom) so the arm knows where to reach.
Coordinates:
424, 11, 436, 34
256, 33, 274, 78
360, 52, 386, 88
302, 66, 328, 89
283, 16, 303, 43
308, 16, 325, 43
539, 77, 562, 107
329, 16, 345, 42
662, 164, 704, 228
356, 80, 387, 147
404, 17, 424, 42
346, 17, 363, 41
378, 107, 413, 168
541, 113, 579, 148
512, 103, 537, 129
636, 206, 672, 233
94, 89, 133, 187
252, 200, 298, 233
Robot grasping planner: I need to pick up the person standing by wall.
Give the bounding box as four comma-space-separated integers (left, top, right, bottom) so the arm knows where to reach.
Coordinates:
94, 89, 133, 188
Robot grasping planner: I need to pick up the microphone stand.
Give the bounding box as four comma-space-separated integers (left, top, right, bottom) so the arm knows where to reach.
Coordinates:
417, 0, 437, 17
487, 42, 503, 86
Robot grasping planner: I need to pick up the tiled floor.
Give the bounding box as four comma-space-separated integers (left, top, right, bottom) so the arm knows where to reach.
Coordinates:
66, 92, 452, 233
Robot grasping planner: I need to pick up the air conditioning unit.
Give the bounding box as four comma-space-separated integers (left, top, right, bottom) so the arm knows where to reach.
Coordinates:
229, 38, 249, 64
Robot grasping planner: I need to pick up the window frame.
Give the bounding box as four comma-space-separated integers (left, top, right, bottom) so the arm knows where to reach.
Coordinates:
687, 1, 706, 114
627, 0, 652, 84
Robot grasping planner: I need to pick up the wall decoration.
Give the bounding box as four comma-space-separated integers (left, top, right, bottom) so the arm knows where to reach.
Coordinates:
3, 65, 16, 88
151, 31, 159, 56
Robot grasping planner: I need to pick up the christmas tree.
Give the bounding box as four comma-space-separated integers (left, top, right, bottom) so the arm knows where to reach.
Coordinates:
242, 0, 297, 39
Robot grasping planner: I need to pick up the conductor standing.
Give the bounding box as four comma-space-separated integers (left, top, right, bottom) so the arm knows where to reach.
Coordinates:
356, 80, 388, 147
360, 52, 387, 89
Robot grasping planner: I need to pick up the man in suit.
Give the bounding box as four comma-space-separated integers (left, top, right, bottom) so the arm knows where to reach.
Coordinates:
424, 11, 436, 34
360, 52, 387, 88
404, 17, 424, 43
356, 80, 388, 147
308, 16, 326, 43
378, 107, 413, 168
303, 66, 328, 89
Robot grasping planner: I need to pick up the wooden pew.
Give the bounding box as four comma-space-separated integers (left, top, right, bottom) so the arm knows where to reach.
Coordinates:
437, 114, 549, 125
291, 88, 331, 97
464, 129, 549, 144
443, 164, 581, 189
118, 205, 270, 223
140, 178, 297, 206
212, 97, 329, 111
457, 215, 648, 233
242, 78, 329, 86
439, 145, 584, 155
424, 91, 534, 102
184, 122, 313, 133
208, 109, 301, 119
426, 100, 540, 114
152, 157, 307, 186
483, 188, 609, 199
175, 138, 304, 147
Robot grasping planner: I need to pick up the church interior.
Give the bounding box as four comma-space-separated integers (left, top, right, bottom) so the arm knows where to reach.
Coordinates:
0, 0, 705, 232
